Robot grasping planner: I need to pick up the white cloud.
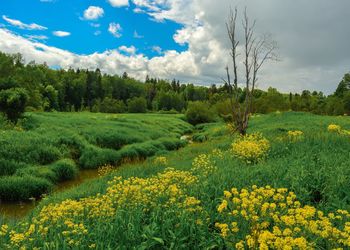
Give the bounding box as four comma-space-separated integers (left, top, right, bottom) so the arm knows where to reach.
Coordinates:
83, 6, 104, 20
25, 35, 48, 41
108, 0, 129, 7
52, 31, 70, 37
133, 8, 145, 14
119, 45, 136, 54
2, 15, 47, 30
152, 46, 162, 54
133, 30, 143, 39
94, 30, 101, 36
0, 28, 199, 83
108, 23, 122, 38
1, 0, 349, 94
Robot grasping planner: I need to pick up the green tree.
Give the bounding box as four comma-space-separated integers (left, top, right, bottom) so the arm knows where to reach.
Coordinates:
0, 88, 28, 122
185, 101, 215, 125
42, 85, 58, 111
127, 97, 147, 113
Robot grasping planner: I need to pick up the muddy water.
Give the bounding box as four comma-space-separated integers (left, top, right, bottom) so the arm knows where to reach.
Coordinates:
0, 169, 100, 219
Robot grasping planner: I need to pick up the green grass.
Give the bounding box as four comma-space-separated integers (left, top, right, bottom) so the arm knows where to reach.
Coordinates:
0, 112, 192, 201
1, 111, 350, 249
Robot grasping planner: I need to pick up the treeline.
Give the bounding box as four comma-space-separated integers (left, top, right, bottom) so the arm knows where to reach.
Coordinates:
0, 52, 349, 121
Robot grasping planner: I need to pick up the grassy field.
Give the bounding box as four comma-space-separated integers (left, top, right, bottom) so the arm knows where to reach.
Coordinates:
0, 112, 192, 201
1, 112, 350, 249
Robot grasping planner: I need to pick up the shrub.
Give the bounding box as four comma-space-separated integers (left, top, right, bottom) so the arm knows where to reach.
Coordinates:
95, 97, 126, 114
127, 97, 147, 113
185, 101, 215, 125
49, 159, 78, 181
0, 176, 52, 201
0, 87, 28, 122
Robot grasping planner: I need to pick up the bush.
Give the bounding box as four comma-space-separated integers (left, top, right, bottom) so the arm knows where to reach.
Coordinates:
0, 175, 53, 201
93, 97, 126, 113
185, 101, 215, 125
49, 159, 78, 181
127, 97, 147, 113
0, 87, 28, 122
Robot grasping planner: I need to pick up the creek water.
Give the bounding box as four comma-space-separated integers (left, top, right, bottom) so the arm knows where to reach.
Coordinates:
0, 169, 100, 219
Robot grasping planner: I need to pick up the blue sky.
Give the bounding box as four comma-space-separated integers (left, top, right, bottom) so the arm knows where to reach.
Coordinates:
0, 0, 187, 57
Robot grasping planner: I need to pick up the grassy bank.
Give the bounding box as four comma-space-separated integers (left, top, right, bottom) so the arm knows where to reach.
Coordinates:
0, 112, 192, 201
1, 112, 350, 249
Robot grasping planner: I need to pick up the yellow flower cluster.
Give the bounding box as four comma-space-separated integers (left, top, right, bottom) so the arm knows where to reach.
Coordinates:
153, 156, 168, 166
97, 164, 115, 177
231, 133, 270, 163
191, 153, 217, 177
287, 130, 304, 141
0, 168, 201, 248
216, 185, 350, 249
211, 149, 225, 159
327, 124, 350, 136
328, 124, 342, 133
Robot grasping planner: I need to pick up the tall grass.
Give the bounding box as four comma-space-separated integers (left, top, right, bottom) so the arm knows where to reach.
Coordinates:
1, 112, 350, 249
0, 112, 192, 201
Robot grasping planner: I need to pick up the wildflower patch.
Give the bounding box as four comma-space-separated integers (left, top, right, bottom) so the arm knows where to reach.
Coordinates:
231, 133, 270, 163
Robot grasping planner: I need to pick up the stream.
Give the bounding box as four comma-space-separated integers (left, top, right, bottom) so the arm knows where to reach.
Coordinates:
0, 135, 193, 219
0, 169, 100, 219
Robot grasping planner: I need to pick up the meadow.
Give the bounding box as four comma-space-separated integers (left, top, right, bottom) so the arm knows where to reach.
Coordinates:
1, 111, 350, 249
0, 112, 192, 201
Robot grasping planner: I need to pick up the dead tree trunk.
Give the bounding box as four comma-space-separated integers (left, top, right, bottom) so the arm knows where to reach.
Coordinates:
224, 7, 277, 135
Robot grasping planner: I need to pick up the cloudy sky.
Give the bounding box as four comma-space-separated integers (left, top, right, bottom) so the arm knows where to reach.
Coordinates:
0, 0, 349, 94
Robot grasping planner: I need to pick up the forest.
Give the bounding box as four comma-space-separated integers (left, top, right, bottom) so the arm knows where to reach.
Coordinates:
0, 52, 349, 123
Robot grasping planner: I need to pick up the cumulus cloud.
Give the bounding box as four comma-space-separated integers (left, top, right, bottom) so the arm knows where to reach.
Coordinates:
83, 6, 104, 20
108, 23, 122, 38
1, 0, 350, 94
0, 28, 199, 82
2, 15, 47, 30
52, 31, 70, 37
119, 45, 136, 54
108, 0, 129, 7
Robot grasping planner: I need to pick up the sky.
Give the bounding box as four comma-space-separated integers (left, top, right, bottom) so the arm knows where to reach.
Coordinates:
0, 0, 349, 94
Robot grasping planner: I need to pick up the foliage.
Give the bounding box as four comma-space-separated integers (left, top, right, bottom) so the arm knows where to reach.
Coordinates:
185, 101, 215, 125
0, 88, 28, 122
127, 97, 147, 113
92, 97, 126, 113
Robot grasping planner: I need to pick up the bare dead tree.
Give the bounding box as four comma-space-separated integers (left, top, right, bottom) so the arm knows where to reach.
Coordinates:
223, 7, 277, 135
